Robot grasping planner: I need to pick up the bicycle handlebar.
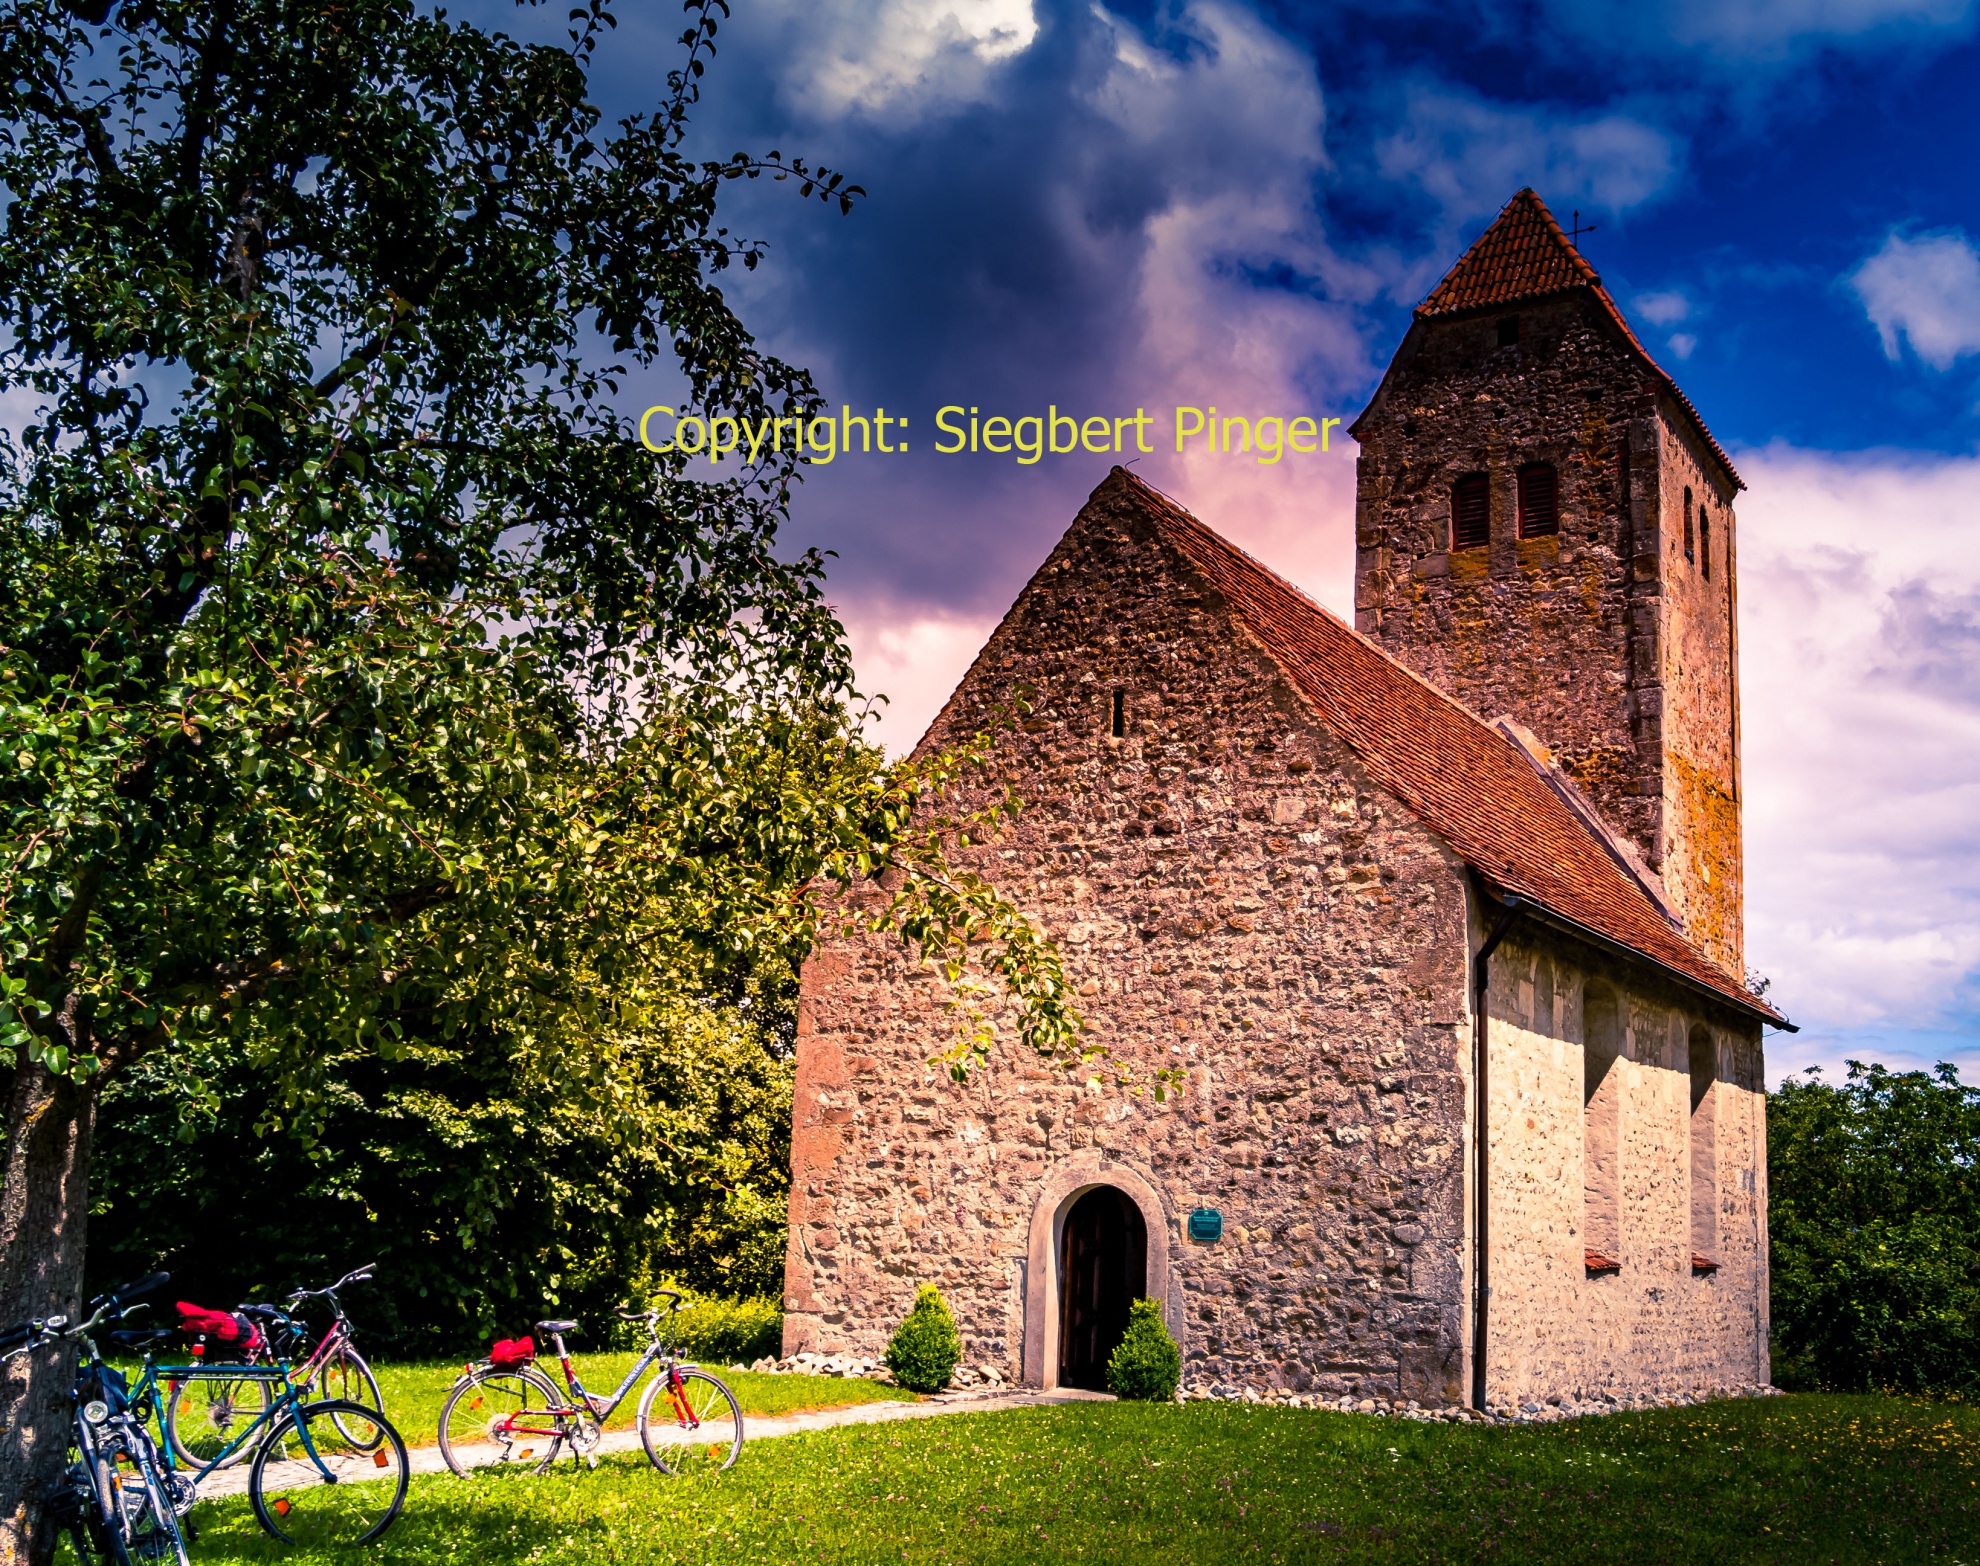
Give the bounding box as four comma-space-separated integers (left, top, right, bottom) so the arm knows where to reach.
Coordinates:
286, 1262, 376, 1305
90, 1271, 169, 1312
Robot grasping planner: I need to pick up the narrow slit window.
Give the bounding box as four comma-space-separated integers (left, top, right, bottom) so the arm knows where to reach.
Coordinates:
1451, 473, 1490, 550
1683, 487, 1695, 563
1111, 689, 1125, 739
1700, 512, 1712, 580
1689, 1025, 1718, 1267
1516, 463, 1558, 538
1583, 988, 1622, 1272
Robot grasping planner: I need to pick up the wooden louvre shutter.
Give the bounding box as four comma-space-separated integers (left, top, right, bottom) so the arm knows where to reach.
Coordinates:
1451, 473, 1489, 549
1517, 463, 1558, 538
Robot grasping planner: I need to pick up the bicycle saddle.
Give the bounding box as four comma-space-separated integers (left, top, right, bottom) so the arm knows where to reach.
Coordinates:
109, 1329, 174, 1347
237, 1304, 287, 1318
533, 1319, 578, 1334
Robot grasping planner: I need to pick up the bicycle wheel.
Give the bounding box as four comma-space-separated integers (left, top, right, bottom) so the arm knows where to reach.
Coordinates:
637, 1368, 743, 1475
437, 1363, 570, 1477
164, 1372, 272, 1468
319, 1345, 385, 1444
248, 1398, 407, 1547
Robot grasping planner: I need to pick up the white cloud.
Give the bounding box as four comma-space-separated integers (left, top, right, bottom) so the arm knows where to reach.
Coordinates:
1849, 229, 1980, 370
1738, 443, 1980, 1078
1666, 331, 1697, 359
1634, 289, 1691, 326
1374, 84, 1682, 245
768, 0, 1037, 122
845, 605, 1000, 754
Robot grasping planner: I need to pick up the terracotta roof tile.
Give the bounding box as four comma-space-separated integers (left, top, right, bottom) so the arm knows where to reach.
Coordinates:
1109, 470, 1780, 1024
1412, 189, 1742, 491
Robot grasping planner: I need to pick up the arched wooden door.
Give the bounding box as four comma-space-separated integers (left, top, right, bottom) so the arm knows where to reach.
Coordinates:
1058, 1185, 1148, 1390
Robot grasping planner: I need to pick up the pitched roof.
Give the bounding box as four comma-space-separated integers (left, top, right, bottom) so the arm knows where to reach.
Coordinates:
1405, 188, 1742, 491
1103, 469, 1781, 1024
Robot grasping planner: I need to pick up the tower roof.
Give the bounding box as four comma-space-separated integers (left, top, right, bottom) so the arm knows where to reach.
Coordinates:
1406, 189, 1742, 490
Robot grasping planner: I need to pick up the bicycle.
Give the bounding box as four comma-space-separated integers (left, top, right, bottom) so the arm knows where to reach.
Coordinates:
120, 1323, 410, 1546
2, 1271, 189, 1566
163, 1263, 383, 1468
436, 1289, 742, 1477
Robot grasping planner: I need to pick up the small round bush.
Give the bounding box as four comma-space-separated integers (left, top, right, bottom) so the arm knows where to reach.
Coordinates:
885, 1283, 962, 1393
1106, 1297, 1181, 1401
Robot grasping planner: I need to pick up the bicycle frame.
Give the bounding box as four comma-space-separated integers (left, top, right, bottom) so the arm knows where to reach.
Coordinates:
134, 1356, 343, 1489
540, 1335, 673, 1425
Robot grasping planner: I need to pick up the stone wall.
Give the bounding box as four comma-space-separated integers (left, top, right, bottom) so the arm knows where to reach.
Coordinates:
785, 483, 1479, 1405
1650, 413, 1744, 973
1479, 919, 1769, 1404
1350, 293, 1746, 974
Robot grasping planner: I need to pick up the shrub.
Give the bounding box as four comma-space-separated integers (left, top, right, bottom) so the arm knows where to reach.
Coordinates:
667, 1293, 784, 1365
1106, 1297, 1182, 1401
885, 1284, 962, 1393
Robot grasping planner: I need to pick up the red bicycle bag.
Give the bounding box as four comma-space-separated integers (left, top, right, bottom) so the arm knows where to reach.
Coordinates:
175, 1302, 265, 1357
488, 1335, 534, 1369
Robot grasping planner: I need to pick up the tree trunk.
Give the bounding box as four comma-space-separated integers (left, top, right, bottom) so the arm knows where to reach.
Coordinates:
0, 1028, 97, 1566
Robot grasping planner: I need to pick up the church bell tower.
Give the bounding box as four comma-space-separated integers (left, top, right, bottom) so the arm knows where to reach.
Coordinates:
1348, 189, 1746, 975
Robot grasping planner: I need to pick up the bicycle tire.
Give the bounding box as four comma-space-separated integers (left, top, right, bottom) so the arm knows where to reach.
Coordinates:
88, 1455, 133, 1566
247, 1397, 408, 1547
636, 1367, 744, 1475
437, 1362, 569, 1477
319, 1345, 385, 1445
163, 1370, 272, 1469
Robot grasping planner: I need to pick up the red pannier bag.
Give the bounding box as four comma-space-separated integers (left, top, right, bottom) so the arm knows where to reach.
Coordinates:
175, 1302, 264, 1359
488, 1335, 534, 1369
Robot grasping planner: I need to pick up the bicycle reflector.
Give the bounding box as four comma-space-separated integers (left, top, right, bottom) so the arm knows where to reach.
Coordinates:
374, 1450, 390, 1468
82, 1401, 109, 1425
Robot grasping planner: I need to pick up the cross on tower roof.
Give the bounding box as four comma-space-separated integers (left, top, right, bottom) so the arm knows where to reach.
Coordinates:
1566, 209, 1597, 250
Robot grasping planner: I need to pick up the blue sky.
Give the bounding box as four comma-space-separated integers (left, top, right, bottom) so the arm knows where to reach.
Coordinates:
496, 0, 1980, 1087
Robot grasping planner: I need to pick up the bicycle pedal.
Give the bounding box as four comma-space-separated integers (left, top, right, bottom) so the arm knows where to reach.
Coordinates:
585, 1456, 599, 1470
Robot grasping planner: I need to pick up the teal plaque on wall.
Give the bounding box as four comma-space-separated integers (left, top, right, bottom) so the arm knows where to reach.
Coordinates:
1187, 1208, 1223, 1243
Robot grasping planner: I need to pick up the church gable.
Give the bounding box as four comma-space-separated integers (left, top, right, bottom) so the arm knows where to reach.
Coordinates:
787, 471, 1481, 1399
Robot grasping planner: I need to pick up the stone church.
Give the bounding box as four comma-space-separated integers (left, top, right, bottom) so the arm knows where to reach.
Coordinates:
783, 189, 1789, 1410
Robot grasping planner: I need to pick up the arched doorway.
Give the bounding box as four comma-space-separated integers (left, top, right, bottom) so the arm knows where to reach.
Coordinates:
1057, 1185, 1148, 1390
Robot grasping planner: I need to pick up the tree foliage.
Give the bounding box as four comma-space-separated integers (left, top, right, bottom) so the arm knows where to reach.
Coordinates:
0, 1, 1075, 1553
1768, 1061, 1980, 1395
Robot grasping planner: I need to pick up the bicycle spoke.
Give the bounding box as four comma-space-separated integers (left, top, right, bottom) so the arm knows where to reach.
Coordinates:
639, 1369, 743, 1476
438, 1367, 569, 1476
250, 1400, 407, 1547
165, 1373, 271, 1469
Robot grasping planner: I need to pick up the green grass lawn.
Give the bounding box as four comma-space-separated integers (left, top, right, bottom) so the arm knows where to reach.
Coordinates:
179, 1392, 1975, 1564
364, 1355, 910, 1448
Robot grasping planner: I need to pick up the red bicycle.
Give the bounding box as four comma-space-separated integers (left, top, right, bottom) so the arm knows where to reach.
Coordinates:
436, 1290, 742, 1477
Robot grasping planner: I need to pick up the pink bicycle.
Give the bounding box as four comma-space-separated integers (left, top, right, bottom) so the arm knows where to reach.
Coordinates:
164, 1264, 384, 1468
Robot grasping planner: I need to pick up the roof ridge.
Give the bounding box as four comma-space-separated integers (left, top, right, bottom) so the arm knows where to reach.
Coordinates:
1107, 469, 1779, 1023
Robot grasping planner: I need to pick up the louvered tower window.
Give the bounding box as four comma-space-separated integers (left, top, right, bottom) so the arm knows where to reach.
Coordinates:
1451, 473, 1489, 550
1684, 487, 1695, 562
1700, 512, 1712, 580
1516, 463, 1559, 538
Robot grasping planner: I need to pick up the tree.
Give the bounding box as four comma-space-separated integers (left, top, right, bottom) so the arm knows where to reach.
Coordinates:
0, 3, 1076, 1557
1769, 1061, 1980, 1394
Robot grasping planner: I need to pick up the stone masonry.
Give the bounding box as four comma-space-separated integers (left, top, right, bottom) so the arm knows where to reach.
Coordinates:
787, 478, 1480, 1404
